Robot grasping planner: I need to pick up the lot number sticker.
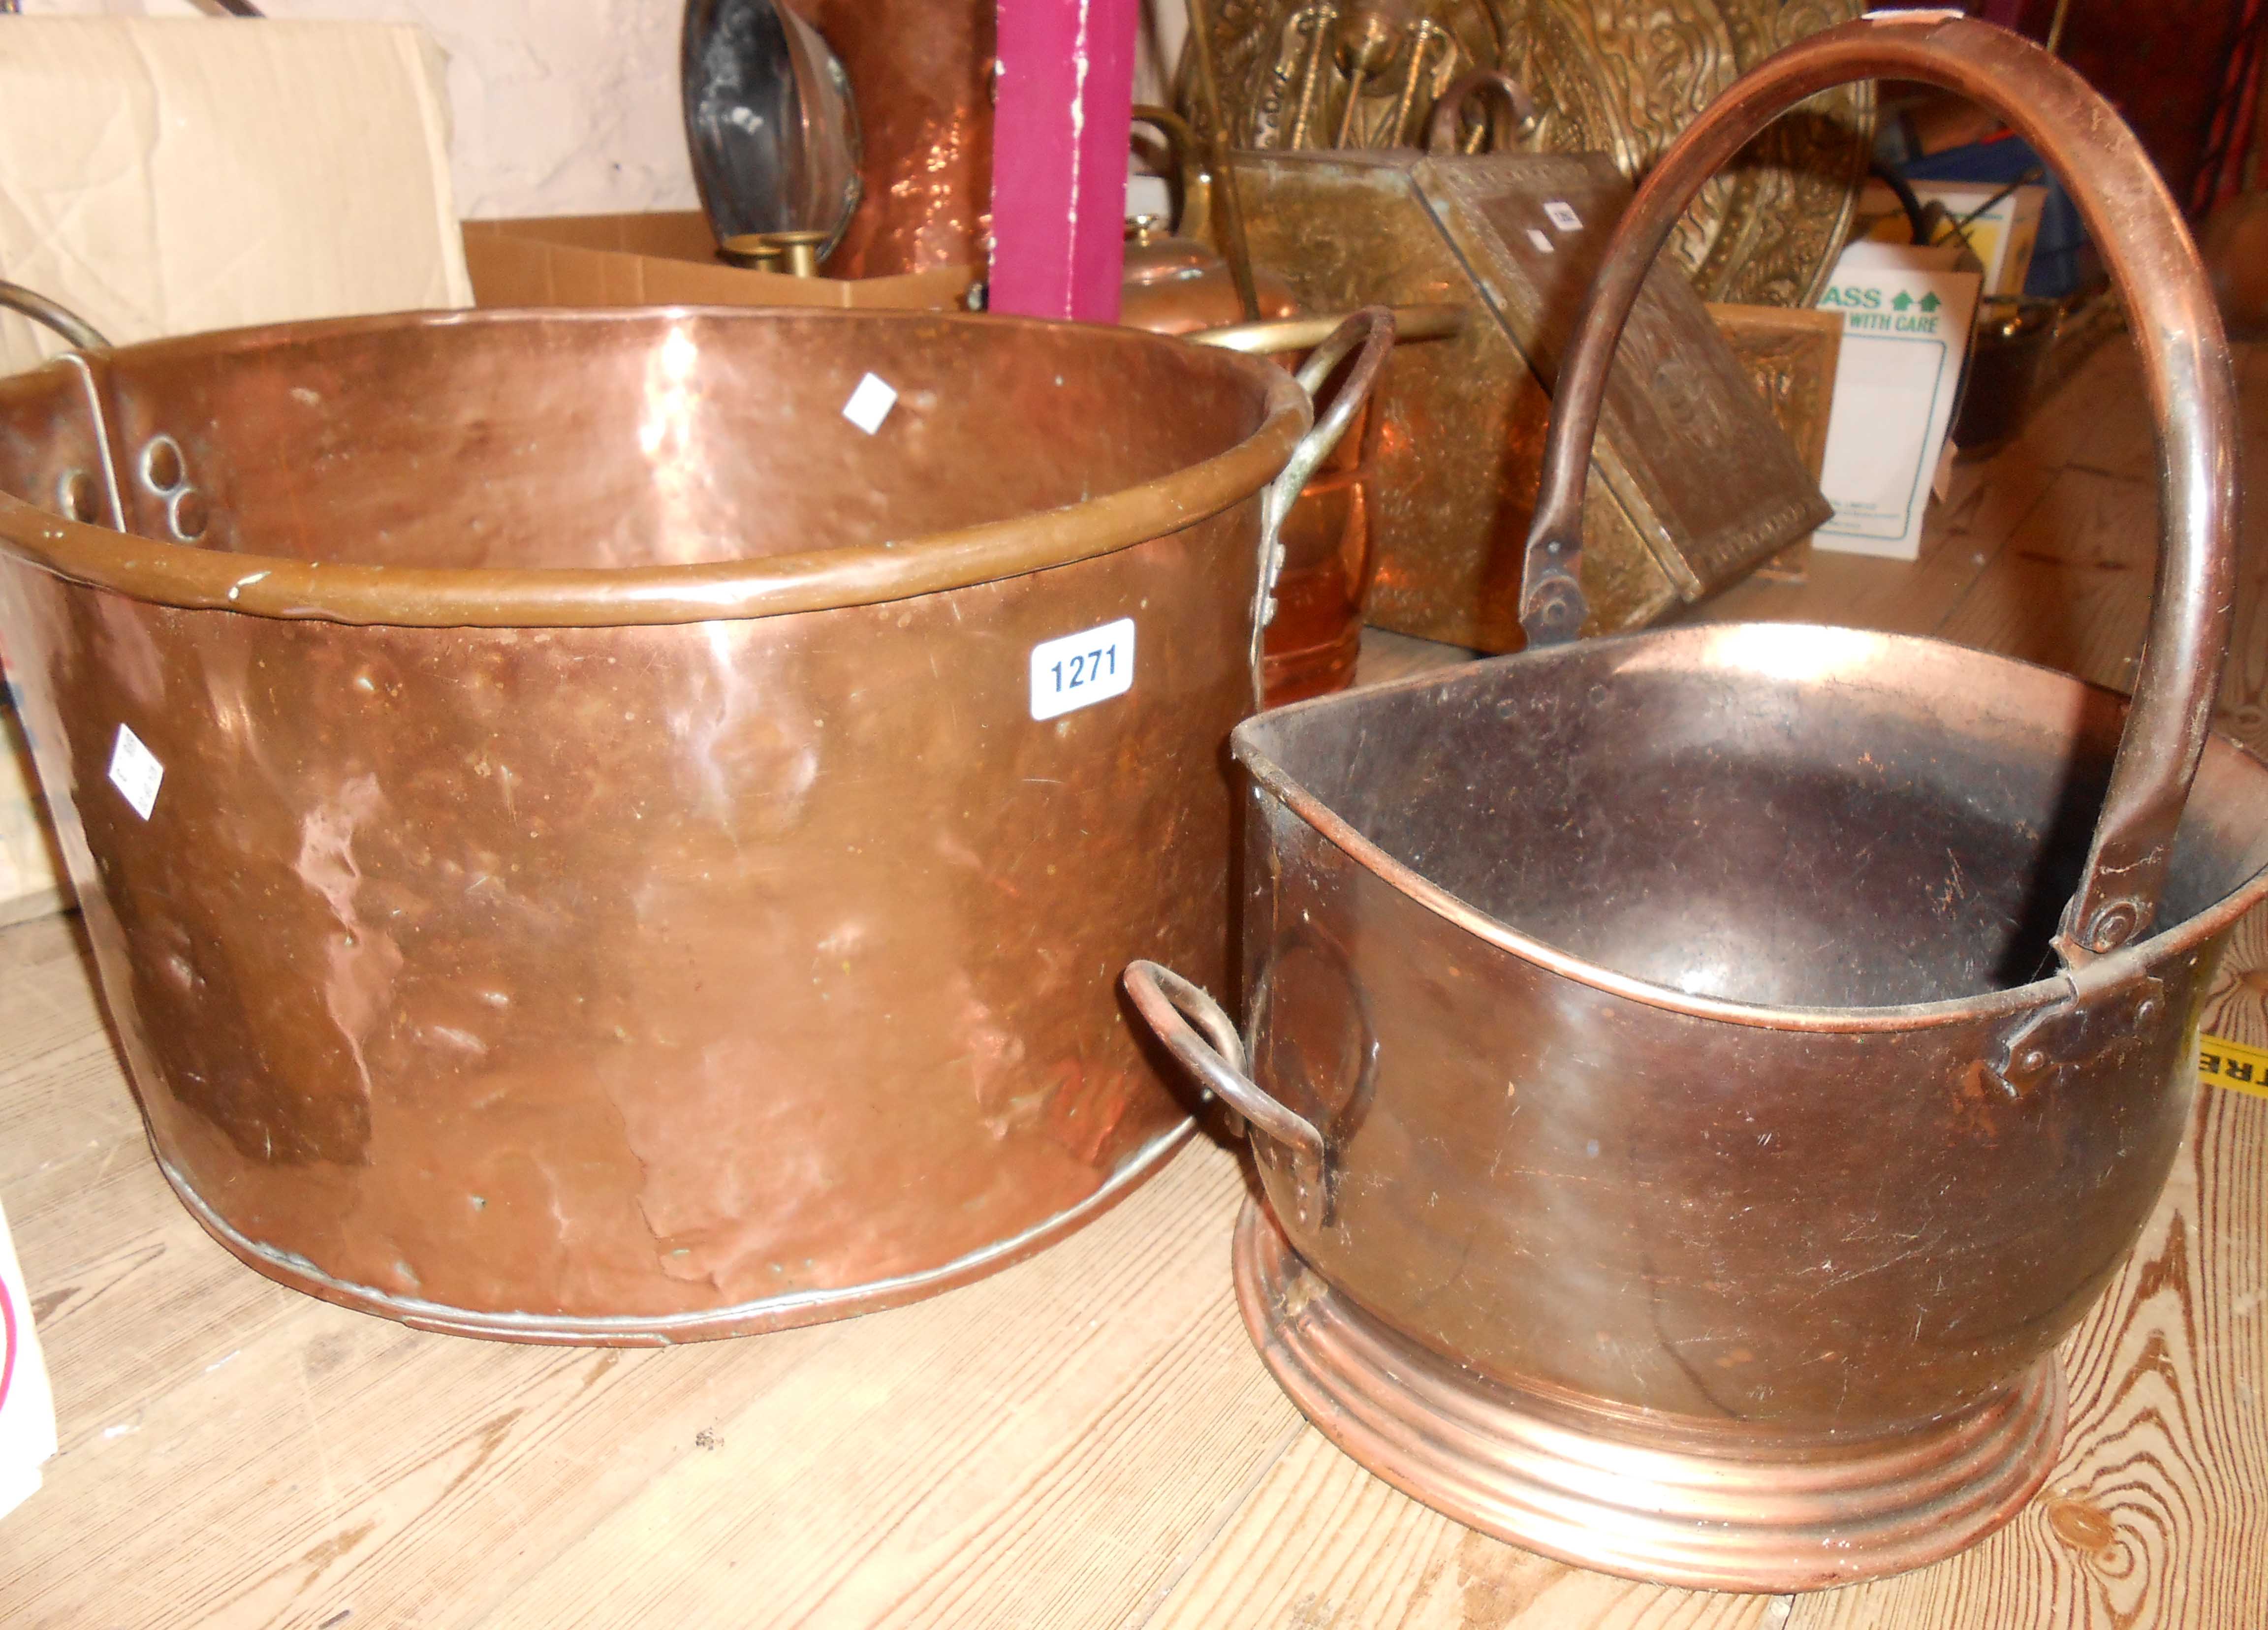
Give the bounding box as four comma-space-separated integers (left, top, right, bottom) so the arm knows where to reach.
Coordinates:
1030, 618, 1134, 721
107, 724, 163, 820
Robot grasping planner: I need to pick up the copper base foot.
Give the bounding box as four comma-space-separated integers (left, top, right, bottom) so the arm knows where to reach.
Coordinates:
1231, 1198, 2065, 1593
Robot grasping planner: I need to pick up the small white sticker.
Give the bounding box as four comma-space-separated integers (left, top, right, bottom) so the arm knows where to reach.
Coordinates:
1030, 618, 1135, 721
841, 372, 898, 435
1525, 227, 1555, 254
1544, 200, 1583, 232
107, 724, 163, 820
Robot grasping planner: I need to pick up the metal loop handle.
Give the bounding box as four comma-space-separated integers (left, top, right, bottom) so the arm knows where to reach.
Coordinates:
1130, 104, 1212, 243
1123, 960, 1326, 1165
1273, 306, 1395, 528
0, 281, 109, 352
1191, 301, 1463, 358
1194, 306, 1395, 692
1517, 12, 2239, 961
1424, 68, 1539, 156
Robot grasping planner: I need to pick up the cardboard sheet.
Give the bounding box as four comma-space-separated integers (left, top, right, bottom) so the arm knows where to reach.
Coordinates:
0, 17, 471, 375
462, 213, 973, 312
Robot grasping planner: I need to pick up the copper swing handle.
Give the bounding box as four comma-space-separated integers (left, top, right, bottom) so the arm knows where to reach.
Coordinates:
1518, 11, 2239, 962
1122, 961, 1327, 1165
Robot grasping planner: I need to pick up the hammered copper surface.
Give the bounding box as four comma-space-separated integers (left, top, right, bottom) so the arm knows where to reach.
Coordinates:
1229, 148, 1828, 649
1129, 15, 2268, 1589
1182, 0, 1872, 306
0, 308, 1310, 1343
786, 0, 990, 279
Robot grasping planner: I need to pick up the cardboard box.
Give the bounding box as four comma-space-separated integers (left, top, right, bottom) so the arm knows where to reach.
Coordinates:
0, 17, 470, 376
1813, 242, 1983, 562
1857, 179, 2047, 300
463, 214, 976, 312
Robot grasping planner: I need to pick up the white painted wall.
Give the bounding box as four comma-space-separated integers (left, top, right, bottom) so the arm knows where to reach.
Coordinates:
15, 0, 700, 219
16, 0, 1191, 222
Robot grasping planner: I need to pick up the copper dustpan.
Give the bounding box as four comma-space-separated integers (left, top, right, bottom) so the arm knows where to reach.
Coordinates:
1129, 16, 2268, 1591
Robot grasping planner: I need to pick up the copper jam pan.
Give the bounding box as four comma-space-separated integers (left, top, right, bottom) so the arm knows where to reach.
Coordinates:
1128, 16, 2268, 1593
0, 304, 1388, 1344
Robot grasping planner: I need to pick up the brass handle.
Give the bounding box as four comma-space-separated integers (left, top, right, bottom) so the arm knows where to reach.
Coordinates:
1243, 306, 1395, 686
1423, 67, 1538, 156
1518, 12, 2239, 961
1130, 104, 1214, 243
1191, 301, 1464, 355
1122, 961, 1326, 1166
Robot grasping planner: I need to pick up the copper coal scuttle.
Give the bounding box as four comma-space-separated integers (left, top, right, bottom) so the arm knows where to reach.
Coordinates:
1129, 14, 2268, 1592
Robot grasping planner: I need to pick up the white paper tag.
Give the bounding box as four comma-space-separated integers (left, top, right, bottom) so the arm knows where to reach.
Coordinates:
107, 725, 163, 820
841, 373, 898, 435
1544, 200, 1582, 232
1525, 227, 1555, 254
0, 1193, 58, 1523
1030, 618, 1134, 721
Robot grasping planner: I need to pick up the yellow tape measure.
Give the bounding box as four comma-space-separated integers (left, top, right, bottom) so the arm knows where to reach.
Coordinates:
2199, 1033, 2268, 1100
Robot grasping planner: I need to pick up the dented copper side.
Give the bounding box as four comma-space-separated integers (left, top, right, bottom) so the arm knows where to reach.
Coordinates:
0, 307, 1311, 1343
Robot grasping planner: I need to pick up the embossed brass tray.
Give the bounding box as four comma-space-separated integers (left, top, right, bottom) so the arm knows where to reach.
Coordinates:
1182, 0, 1872, 307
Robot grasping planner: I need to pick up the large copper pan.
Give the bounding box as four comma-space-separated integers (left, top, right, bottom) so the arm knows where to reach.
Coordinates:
1127, 16, 2268, 1591
0, 304, 1388, 1343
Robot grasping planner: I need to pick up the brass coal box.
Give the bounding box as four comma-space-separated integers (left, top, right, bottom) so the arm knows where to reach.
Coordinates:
1229, 147, 1830, 648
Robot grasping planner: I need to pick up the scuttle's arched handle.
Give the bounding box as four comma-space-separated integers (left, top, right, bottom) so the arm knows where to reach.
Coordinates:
1517, 11, 2238, 964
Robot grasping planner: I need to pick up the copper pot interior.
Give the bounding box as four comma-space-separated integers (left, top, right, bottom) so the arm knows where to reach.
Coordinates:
1255, 630, 2268, 1010
87, 312, 1266, 571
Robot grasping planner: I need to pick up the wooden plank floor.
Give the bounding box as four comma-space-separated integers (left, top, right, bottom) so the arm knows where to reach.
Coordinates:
2, 331, 2265, 1628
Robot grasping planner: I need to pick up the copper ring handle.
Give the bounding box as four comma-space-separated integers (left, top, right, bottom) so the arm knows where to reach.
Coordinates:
1423, 67, 1538, 156
1123, 960, 1327, 1165
1517, 12, 2239, 961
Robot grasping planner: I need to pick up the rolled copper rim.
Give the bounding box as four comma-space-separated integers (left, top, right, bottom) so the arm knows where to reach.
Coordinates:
1235, 627, 2268, 1035
1231, 1198, 2067, 1592
0, 306, 1311, 629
